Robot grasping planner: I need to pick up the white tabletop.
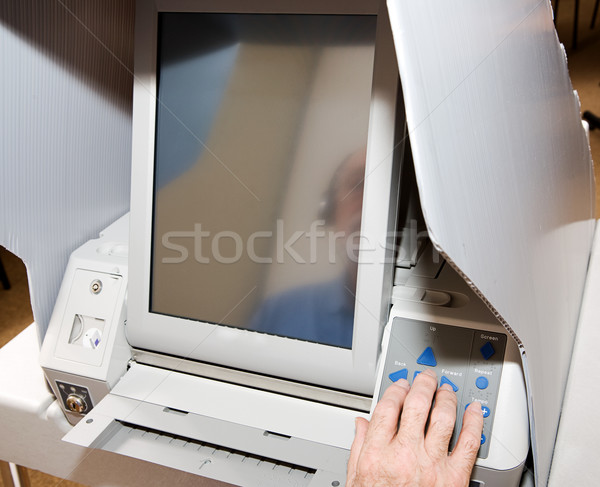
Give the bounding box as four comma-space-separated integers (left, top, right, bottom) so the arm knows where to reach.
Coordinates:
0, 325, 226, 487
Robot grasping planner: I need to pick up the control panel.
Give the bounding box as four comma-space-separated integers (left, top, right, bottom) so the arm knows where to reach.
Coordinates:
376, 317, 506, 458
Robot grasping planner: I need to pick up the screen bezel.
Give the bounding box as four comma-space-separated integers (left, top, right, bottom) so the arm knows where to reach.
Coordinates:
127, 0, 401, 395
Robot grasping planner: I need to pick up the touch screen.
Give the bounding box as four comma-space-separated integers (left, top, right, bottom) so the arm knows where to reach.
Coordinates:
151, 13, 376, 348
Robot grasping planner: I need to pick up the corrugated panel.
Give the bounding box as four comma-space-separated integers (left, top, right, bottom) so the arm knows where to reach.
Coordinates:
0, 0, 135, 338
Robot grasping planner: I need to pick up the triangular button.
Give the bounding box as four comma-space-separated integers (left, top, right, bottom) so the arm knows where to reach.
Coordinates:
388, 368, 408, 382
440, 375, 459, 392
416, 347, 437, 367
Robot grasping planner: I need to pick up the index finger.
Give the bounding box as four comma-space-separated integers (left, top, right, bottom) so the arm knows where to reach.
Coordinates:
363, 379, 410, 447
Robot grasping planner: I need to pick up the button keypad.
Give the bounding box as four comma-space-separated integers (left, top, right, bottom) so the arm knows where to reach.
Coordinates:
378, 317, 506, 459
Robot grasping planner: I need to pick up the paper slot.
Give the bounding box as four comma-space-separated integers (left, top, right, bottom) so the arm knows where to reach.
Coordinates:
68, 314, 105, 349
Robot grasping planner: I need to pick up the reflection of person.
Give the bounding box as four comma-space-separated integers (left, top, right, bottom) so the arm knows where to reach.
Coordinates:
347, 370, 484, 486
249, 149, 366, 348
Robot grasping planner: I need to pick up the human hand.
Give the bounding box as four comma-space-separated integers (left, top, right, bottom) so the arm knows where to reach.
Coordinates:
346, 369, 484, 487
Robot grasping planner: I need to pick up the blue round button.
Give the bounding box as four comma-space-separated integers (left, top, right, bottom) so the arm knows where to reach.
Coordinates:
476, 376, 489, 390
481, 434, 486, 445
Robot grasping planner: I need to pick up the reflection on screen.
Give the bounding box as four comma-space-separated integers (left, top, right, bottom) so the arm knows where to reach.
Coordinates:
151, 13, 376, 348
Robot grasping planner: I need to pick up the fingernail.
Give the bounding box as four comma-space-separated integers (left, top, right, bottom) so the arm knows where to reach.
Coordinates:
423, 368, 437, 378
393, 378, 410, 389
440, 383, 454, 392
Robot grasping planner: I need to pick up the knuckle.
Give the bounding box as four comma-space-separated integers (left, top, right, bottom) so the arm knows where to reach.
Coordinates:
370, 402, 400, 426
382, 382, 407, 399
368, 415, 391, 437
376, 396, 398, 412
399, 433, 421, 453
404, 391, 433, 414
426, 438, 450, 460
403, 394, 431, 418
461, 436, 481, 456
437, 388, 458, 405
432, 406, 456, 426
416, 371, 438, 388
397, 427, 423, 450
428, 417, 453, 440
402, 406, 429, 428
373, 392, 402, 418
358, 450, 379, 472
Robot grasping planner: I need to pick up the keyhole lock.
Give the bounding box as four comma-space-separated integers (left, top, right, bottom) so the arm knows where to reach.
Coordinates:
66, 394, 87, 414
90, 279, 102, 294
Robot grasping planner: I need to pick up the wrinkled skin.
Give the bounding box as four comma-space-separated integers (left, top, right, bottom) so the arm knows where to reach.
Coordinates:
347, 369, 484, 487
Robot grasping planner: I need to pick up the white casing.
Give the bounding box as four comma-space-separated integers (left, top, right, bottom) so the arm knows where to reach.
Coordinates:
40, 214, 131, 424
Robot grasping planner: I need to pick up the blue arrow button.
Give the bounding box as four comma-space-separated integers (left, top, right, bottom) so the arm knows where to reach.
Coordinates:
440, 375, 459, 392
389, 369, 408, 382
416, 347, 437, 367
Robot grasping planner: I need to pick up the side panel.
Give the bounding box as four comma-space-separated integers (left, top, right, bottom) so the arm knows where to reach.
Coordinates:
549, 223, 600, 485
0, 1, 134, 338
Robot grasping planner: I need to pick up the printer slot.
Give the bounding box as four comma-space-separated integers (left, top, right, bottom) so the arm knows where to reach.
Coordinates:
110, 421, 317, 483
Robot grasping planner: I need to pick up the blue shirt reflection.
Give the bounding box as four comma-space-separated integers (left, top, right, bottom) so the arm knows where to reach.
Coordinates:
249, 279, 355, 349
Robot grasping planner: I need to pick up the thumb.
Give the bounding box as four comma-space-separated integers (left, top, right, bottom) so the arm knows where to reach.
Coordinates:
347, 417, 369, 485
